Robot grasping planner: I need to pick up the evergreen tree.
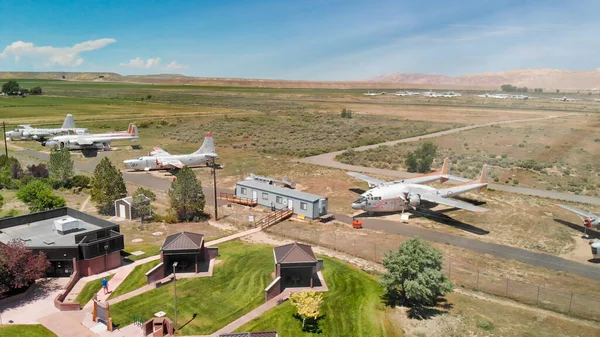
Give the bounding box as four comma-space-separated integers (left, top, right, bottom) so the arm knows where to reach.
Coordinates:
48, 148, 74, 185
380, 238, 453, 308
168, 166, 205, 221
91, 157, 127, 215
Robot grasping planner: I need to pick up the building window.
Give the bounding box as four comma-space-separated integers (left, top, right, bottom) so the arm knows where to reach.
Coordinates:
276, 196, 283, 204
241, 187, 247, 195
262, 192, 268, 200
300, 202, 307, 210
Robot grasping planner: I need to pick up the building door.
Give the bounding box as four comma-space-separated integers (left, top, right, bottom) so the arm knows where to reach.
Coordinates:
119, 204, 126, 219
288, 199, 293, 210
252, 191, 258, 201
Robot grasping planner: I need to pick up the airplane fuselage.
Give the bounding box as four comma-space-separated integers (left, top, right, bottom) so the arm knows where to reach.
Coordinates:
352, 183, 440, 212
124, 154, 213, 171
7, 128, 87, 141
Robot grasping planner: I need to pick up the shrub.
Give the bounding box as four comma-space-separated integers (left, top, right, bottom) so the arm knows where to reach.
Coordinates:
478, 320, 495, 331
70, 175, 91, 189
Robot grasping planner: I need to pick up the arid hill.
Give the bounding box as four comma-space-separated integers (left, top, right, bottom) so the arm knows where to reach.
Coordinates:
370, 68, 600, 90
0, 71, 485, 89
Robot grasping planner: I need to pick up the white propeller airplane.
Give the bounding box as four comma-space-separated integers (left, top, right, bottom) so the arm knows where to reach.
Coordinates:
348, 158, 489, 214
123, 132, 218, 171
6, 114, 87, 141
553, 96, 580, 102
45, 123, 138, 151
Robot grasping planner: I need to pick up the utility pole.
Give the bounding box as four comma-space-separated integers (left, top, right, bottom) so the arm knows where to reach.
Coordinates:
2, 121, 7, 156
173, 261, 178, 333
212, 160, 218, 221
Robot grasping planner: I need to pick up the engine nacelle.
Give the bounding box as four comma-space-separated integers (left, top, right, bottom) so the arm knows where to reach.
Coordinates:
408, 194, 421, 208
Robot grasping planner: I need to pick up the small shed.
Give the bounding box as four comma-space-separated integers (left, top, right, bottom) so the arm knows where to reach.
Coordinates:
114, 196, 132, 220
235, 180, 328, 219
274, 242, 320, 289
160, 232, 208, 275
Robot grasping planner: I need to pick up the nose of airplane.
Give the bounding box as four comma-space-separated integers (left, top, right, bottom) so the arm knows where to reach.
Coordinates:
123, 159, 134, 168
351, 201, 366, 210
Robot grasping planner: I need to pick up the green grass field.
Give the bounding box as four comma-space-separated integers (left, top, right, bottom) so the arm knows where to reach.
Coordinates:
108, 260, 161, 299
74, 274, 114, 306
0, 324, 57, 337
236, 257, 399, 337
110, 241, 400, 336
122, 245, 161, 262
110, 241, 273, 335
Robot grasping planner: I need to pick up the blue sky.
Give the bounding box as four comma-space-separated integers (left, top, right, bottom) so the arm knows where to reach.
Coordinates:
0, 0, 598, 80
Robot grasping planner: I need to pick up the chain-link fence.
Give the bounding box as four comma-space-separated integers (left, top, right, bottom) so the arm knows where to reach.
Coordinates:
271, 226, 600, 321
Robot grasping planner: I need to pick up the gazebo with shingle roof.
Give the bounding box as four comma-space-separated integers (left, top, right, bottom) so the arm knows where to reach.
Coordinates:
273, 242, 320, 289
160, 232, 207, 275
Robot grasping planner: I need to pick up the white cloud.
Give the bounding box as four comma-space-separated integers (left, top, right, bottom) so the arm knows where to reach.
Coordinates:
120, 57, 162, 69
0, 38, 116, 67
166, 61, 189, 70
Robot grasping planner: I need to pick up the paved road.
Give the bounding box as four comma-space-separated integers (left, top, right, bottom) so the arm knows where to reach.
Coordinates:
334, 214, 600, 281
300, 115, 600, 206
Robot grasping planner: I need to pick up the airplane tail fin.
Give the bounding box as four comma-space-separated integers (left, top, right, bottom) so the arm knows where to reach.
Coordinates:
469, 165, 488, 192
128, 123, 139, 139
62, 114, 76, 129
440, 157, 449, 183
194, 132, 216, 155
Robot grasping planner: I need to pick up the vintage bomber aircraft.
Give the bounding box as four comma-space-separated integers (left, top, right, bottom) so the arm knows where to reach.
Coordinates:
348, 158, 489, 214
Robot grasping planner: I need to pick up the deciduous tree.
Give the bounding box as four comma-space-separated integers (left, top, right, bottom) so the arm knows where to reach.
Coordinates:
90, 157, 127, 215
168, 166, 205, 221
405, 142, 437, 173
1, 80, 19, 95
0, 240, 50, 296
289, 291, 324, 328
380, 238, 453, 308
17, 180, 65, 212
49, 148, 74, 185
132, 187, 156, 221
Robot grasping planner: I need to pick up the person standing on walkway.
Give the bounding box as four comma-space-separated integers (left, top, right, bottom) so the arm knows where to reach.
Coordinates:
102, 277, 109, 294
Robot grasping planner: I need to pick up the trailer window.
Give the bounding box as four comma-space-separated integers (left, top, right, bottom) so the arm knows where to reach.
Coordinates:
241, 187, 247, 195
262, 192, 268, 200
276, 196, 283, 204
300, 202, 307, 210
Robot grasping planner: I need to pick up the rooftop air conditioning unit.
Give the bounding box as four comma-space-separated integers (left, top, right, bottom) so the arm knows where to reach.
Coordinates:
54, 217, 80, 235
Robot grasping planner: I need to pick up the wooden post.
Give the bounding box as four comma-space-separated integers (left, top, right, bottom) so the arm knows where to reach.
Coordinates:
212, 161, 218, 221
2, 121, 7, 156
106, 302, 113, 332
92, 294, 97, 322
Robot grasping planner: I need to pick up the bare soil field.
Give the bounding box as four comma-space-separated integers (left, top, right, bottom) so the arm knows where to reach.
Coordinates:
339, 113, 600, 196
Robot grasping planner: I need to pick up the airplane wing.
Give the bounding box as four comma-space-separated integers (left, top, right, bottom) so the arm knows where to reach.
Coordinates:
152, 147, 171, 156
437, 183, 488, 197
18, 124, 32, 129
347, 172, 385, 187
157, 157, 184, 169
558, 204, 597, 219
421, 193, 488, 213
402, 175, 445, 184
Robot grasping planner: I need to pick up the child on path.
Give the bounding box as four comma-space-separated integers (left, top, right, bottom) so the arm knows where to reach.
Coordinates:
102, 277, 109, 294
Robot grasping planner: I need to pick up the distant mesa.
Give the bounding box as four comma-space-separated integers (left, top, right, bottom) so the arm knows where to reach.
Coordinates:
369, 68, 600, 90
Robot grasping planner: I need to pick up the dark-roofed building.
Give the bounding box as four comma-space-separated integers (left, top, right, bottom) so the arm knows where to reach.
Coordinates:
274, 242, 320, 288
160, 232, 211, 276
219, 332, 278, 337
0, 207, 125, 277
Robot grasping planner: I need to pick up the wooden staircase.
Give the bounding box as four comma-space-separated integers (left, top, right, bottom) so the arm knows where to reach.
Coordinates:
258, 208, 294, 229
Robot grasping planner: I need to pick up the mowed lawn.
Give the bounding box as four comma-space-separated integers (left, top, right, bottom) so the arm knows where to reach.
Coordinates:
0, 324, 57, 337
108, 260, 161, 299
110, 241, 273, 335
75, 274, 114, 306
237, 257, 400, 337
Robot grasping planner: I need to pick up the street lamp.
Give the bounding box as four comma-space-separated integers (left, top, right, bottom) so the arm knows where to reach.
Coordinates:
172, 261, 178, 333
104, 244, 109, 271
